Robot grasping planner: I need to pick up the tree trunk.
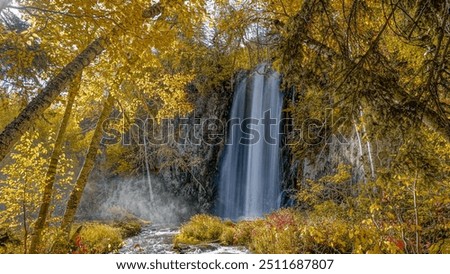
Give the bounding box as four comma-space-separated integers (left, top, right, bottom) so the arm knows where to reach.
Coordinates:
0, 3, 163, 163
29, 73, 82, 254
0, 37, 108, 163
58, 94, 114, 244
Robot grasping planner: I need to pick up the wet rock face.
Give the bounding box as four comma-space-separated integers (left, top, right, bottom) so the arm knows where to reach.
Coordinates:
152, 83, 235, 216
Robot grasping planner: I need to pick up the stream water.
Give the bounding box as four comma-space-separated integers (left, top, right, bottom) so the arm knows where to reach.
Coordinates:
120, 224, 249, 254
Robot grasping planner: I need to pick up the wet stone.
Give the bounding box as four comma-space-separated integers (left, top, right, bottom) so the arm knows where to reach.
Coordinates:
120, 224, 249, 254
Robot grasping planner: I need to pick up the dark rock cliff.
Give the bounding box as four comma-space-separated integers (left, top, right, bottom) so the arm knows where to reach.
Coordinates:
151, 82, 235, 215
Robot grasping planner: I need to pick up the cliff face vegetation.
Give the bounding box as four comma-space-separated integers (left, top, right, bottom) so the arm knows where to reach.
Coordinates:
1, 0, 449, 253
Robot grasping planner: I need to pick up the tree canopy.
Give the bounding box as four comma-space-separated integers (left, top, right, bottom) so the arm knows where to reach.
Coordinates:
0, 0, 449, 254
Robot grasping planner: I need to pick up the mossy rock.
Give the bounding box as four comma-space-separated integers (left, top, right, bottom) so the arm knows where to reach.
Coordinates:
113, 220, 143, 238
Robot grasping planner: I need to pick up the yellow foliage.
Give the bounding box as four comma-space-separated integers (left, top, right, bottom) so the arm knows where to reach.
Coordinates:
174, 214, 225, 245
73, 223, 123, 254
219, 226, 236, 246
0, 131, 74, 231
173, 208, 408, 254
249, 209, 302, 254
233, 220, 263, 246
429, 239, 450, 254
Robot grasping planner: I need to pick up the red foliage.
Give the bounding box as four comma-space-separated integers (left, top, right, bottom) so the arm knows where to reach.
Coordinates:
72, 235, 88, 254
388, 236, 405, 251
266, 210, 297, 230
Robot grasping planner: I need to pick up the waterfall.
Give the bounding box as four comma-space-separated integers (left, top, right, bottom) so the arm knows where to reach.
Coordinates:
143, 136, 154, 203
216, 65, 283, 220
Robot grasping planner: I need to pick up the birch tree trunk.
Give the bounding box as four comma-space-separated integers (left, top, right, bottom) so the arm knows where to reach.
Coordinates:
58, 95, 114, 242
29, 73, 82, 254
0, 37, 108, 162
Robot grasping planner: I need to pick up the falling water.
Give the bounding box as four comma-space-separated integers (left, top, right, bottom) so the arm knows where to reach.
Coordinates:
143, 136, 154, 203
216, 65, 283, 220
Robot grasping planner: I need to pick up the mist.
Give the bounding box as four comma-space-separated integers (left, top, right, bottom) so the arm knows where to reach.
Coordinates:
80, 176, 197, 225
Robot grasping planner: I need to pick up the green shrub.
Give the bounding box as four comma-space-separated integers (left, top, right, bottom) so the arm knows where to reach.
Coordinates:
0, 241, 22, 254
172, 208, 409, 254
234, 220, 260, 246
220, 226, 236, 246
73, 223, 123, 254
174, 214, 225, 245
299, 217, 351, 253
429, 239, 450, 254
113, 220, 142, 238
0, 226, 21, 254
248, 209, 302, 254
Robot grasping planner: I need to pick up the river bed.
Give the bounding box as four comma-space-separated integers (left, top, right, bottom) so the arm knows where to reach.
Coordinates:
120, 224, 249, 254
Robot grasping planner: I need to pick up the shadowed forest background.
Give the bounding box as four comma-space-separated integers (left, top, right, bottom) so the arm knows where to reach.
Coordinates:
0, 0, 449, 254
